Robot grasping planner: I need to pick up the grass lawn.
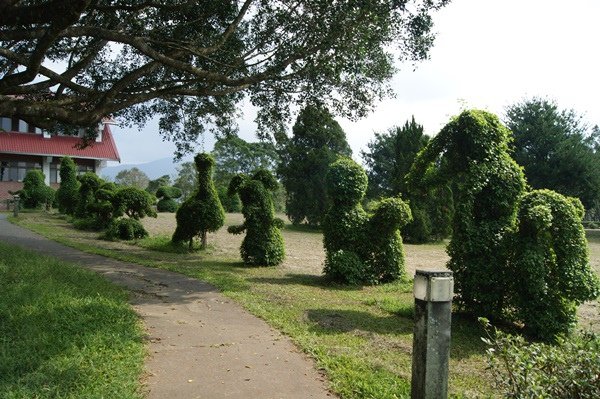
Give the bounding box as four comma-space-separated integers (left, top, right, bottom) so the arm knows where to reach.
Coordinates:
9, 212, 600, 398
0, 240, 145, 399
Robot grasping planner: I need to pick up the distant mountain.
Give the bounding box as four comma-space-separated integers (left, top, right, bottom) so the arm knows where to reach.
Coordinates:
100, 157, 192, 180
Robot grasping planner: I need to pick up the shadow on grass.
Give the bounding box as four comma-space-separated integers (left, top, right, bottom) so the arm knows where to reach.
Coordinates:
305, 308, 489, 360
247, 273, 364, 291
306, 308, 413, 335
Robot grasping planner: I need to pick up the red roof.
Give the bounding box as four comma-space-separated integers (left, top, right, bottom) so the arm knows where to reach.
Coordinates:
0, 124, 120, 162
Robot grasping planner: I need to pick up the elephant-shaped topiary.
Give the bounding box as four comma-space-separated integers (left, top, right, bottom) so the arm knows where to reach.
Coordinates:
323, 157, 412, 284
227, 169, 285, 266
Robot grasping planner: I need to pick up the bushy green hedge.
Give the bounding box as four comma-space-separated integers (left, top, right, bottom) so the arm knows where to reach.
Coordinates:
511, 190, 600, 340
56, 157, 80, 215
105, 218, 149, 240
172, 153, 225, 249
156, 186, 182, 212
408, 110, 600, 339
227, 169, 285, 266
323, 158, 411, 284
481, 319, 600, 398
19, 169, 54, 209
115, 186, 157, 220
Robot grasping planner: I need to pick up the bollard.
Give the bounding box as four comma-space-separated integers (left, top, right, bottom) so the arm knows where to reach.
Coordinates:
13, 195, 20, 217
411, 270, 453, 399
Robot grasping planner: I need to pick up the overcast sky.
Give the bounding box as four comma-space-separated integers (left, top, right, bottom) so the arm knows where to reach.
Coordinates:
110, 0, 600, 165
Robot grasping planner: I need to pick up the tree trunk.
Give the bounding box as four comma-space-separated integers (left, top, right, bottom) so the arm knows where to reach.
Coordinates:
201, 230, 207, 249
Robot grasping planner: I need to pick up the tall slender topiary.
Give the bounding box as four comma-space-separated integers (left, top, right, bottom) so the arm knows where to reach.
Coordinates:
407, 110, 600, 339
172, 153, 225, 249
227, 169, 285, 266
56, 156, 80, 215
323, 158, 411, 284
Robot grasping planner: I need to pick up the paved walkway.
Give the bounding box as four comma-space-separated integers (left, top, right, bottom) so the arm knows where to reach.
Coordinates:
0, 214, 333, 399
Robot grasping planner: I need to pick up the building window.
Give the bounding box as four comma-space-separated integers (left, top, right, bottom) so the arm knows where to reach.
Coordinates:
50, 164, 59, 183
0, 118, 10, 131
0, 161, 42, 182
77, 164, 95, 175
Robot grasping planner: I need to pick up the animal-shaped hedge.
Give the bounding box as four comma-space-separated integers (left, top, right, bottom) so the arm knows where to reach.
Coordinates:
407, 110, 599, 339
323, 158, 412, 284
172, 153, 225, 249
227, 169, 285, 266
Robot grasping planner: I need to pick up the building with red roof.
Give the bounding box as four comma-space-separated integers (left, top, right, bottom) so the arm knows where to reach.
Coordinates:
0, 117, 120, 202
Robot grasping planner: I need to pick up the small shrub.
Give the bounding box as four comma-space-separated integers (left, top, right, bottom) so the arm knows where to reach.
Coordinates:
20, 169, 55, 209
323, 250, 370, 285
481, 318, 600, 399
156, 186, 182, 212
105, 218, 149, 240
116, 186, 157, 220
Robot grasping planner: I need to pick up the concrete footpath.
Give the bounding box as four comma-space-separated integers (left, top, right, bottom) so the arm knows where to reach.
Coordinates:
0, 214, 334, 399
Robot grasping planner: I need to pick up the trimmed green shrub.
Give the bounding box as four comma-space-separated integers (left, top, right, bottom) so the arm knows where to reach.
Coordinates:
105, 218, 149, 240
73, 174, 122, 230
156, 186, 182, 212
511, 190, 600, 339
172, 153, 225, 249
116, 186, 157, 220
56, 157, 80, 215
19, 169, 54, 209
227, 169, 285, 266
408, 109, 600, 340
323, 158, 411, 284
481, 319, 600, 398
75, 172, 103, 218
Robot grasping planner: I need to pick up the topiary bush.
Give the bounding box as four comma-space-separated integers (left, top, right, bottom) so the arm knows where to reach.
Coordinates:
19, 169, 55, 209
56, 156, 80, 215
156, 186, 182, 212
408, 109, 600, 340
323, 158, 411, 284
105, 218, 149, 240
172, 153, 225, 249
115, 186, 157, 220
73, 174, 122, 230
227, 169, 285, 266
510, 190, 600, 340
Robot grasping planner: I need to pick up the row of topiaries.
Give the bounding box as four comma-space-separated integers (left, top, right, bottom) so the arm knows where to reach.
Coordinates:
56, 157, 156, 240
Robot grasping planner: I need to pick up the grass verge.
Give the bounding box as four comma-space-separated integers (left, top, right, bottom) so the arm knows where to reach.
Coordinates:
0, 241, 145, 399
10, 212, 492, 398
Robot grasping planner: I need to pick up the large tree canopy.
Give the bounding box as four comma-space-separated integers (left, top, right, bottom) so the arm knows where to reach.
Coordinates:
505, 98, 600, 209
0, 0, 449, 155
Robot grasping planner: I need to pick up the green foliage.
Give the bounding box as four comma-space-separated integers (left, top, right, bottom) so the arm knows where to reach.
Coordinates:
115, 186, 157, 220
362, 118, 452, 243
217, 185, 242, 212
0, 1, 449, 158
278, 104, 352, 226
227, 169, 285, 266
510, 190, 600, 339
481, 319, 600, 399
114, 167, 150, 189
212, 136, 282, 213
173, 161, 197, 200
156, 186, 182, 212
56, 157, 80, 215
172, 153, 225, 249
323, 158, 411, 284
74, 174, 123, 229
505, 98, 600, 209
105, 218, 149, 241
408, 109, 600, 340
19, 169, 54, 209
146, 174, 172, 194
